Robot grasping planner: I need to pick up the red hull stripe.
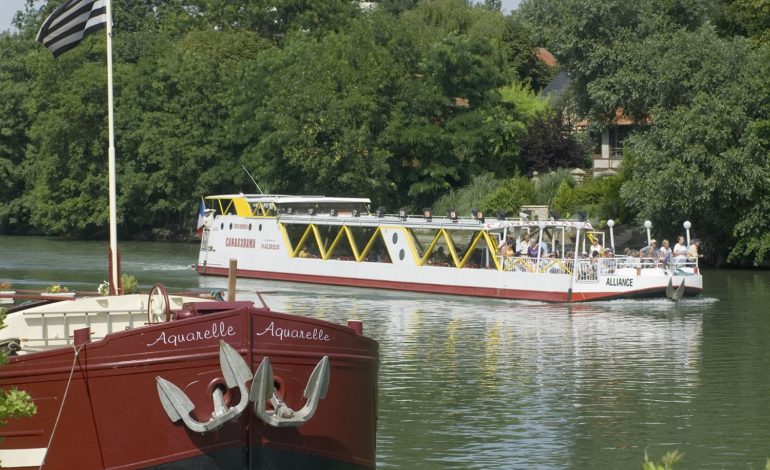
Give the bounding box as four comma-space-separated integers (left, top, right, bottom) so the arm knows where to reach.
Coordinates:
196, 265, 701, 303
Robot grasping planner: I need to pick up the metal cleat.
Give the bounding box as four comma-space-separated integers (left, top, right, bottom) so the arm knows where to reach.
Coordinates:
250, 355, 330, 427
156, 340, 253, 433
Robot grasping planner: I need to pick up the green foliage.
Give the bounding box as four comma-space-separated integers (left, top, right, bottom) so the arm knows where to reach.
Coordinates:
121, 274, 138, 294
617, 30, 770, 264
532, 168, 573, 205
551, 179, 577, 217
0, 0, 556, 240
44, 284, 69, 293
715, 0, 770, 43
431, 173, 501, 216
520, 0, 712, 120
517, 110, 591, 174
499, 82, 550, 122
482, 175, 535, 215
642, 449, 684, 470
0, 310, 36, 428
552, 174, 626, 221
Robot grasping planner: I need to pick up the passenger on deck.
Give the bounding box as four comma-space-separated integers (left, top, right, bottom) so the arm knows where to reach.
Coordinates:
687, 239, 703, 262
603, 248, 616, 273
527, 239, 539, 258
499, 239, 514, 259
539, 240, 549, 257
640, 239, 657, 266
627, 249, 641, 268
672, 235, 688, 266
589, 239, 603, 258
517, 234, 530, 256
500, 238, 513, 269
433, 247, 449, 265
658, 239, 672, 267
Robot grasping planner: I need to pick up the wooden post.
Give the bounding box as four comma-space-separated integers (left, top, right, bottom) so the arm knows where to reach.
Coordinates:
227, 258, 237, 301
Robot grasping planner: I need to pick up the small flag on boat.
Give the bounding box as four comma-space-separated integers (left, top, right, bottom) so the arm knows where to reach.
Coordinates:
196, 199, 206, 237
36, 0, 107, 58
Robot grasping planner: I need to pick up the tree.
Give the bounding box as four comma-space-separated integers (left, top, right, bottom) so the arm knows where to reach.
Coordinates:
619, 31, 770, 265
519, 0, 713, 120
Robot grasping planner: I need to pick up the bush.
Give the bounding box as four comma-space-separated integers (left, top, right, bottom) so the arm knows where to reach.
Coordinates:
482, 176, 535, 216
0, 309, 36, 426
431, 173, 502, 217
122, 274, 139, 294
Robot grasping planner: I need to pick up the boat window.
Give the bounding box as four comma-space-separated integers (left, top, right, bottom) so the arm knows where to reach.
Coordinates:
283, 224, 321, 258
349, 227, 391, 263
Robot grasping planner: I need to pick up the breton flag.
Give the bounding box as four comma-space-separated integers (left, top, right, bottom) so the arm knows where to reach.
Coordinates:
36, 0, 107, 57
196, 199, 206, 237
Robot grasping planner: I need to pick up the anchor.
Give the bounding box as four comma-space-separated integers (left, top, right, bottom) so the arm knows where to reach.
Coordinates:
250, 355, 330, 427
666, 278, 686, 301
156, 340, 253, 433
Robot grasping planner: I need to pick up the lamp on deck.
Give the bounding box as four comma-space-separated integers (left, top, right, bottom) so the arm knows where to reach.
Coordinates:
423, 208, 432, 222
607, 219, 615, 252
399, 208, 407, 221
448, 209, 458, 222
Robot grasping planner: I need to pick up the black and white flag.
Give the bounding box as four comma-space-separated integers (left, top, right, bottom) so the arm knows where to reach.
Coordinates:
36, 0, 107, 57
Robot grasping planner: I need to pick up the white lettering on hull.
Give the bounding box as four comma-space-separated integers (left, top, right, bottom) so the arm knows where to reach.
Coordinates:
147, 321, 236, 347
605, 277, 634, 287
255, 321, 331, 342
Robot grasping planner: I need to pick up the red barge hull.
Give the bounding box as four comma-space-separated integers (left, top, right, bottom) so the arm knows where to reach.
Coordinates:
0, 301, 378, 469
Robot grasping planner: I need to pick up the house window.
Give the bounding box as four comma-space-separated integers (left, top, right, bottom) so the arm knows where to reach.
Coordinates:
609, 126, 632, 158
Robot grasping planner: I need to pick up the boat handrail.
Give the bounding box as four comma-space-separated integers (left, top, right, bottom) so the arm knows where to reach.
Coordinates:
22, 307, 145, 317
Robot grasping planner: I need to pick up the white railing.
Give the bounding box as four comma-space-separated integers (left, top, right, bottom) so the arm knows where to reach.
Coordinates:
497, 255, 700, 282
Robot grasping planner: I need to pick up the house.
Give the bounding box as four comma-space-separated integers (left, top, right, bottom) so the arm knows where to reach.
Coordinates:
536, 49, 642, 177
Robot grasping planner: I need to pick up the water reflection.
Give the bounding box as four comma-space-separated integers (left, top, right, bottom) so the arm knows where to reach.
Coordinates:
213, 277, 709, 469
6, 237, 770, 469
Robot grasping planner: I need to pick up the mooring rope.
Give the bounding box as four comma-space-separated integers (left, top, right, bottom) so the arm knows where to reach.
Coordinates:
39, 341, 87, 470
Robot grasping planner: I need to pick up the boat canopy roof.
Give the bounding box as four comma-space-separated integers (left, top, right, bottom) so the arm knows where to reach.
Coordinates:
205, 194, 371, 205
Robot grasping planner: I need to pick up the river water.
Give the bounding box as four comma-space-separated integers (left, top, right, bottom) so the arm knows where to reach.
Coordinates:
1, 235, 769, 469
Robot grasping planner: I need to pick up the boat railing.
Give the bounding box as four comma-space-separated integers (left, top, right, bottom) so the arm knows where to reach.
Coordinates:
21, 307, 146, 347
500, 256, 574, 274
612, 255, 699, 271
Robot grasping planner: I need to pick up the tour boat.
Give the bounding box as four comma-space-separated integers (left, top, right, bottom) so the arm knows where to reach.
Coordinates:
0, 287, 378, 469
196, 194, 703, 302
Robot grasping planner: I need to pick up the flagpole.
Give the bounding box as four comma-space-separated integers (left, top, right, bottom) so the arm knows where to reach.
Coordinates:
105, 0, 119, 295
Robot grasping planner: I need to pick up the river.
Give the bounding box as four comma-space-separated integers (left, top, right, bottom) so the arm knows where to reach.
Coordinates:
1, 235, 768, 469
